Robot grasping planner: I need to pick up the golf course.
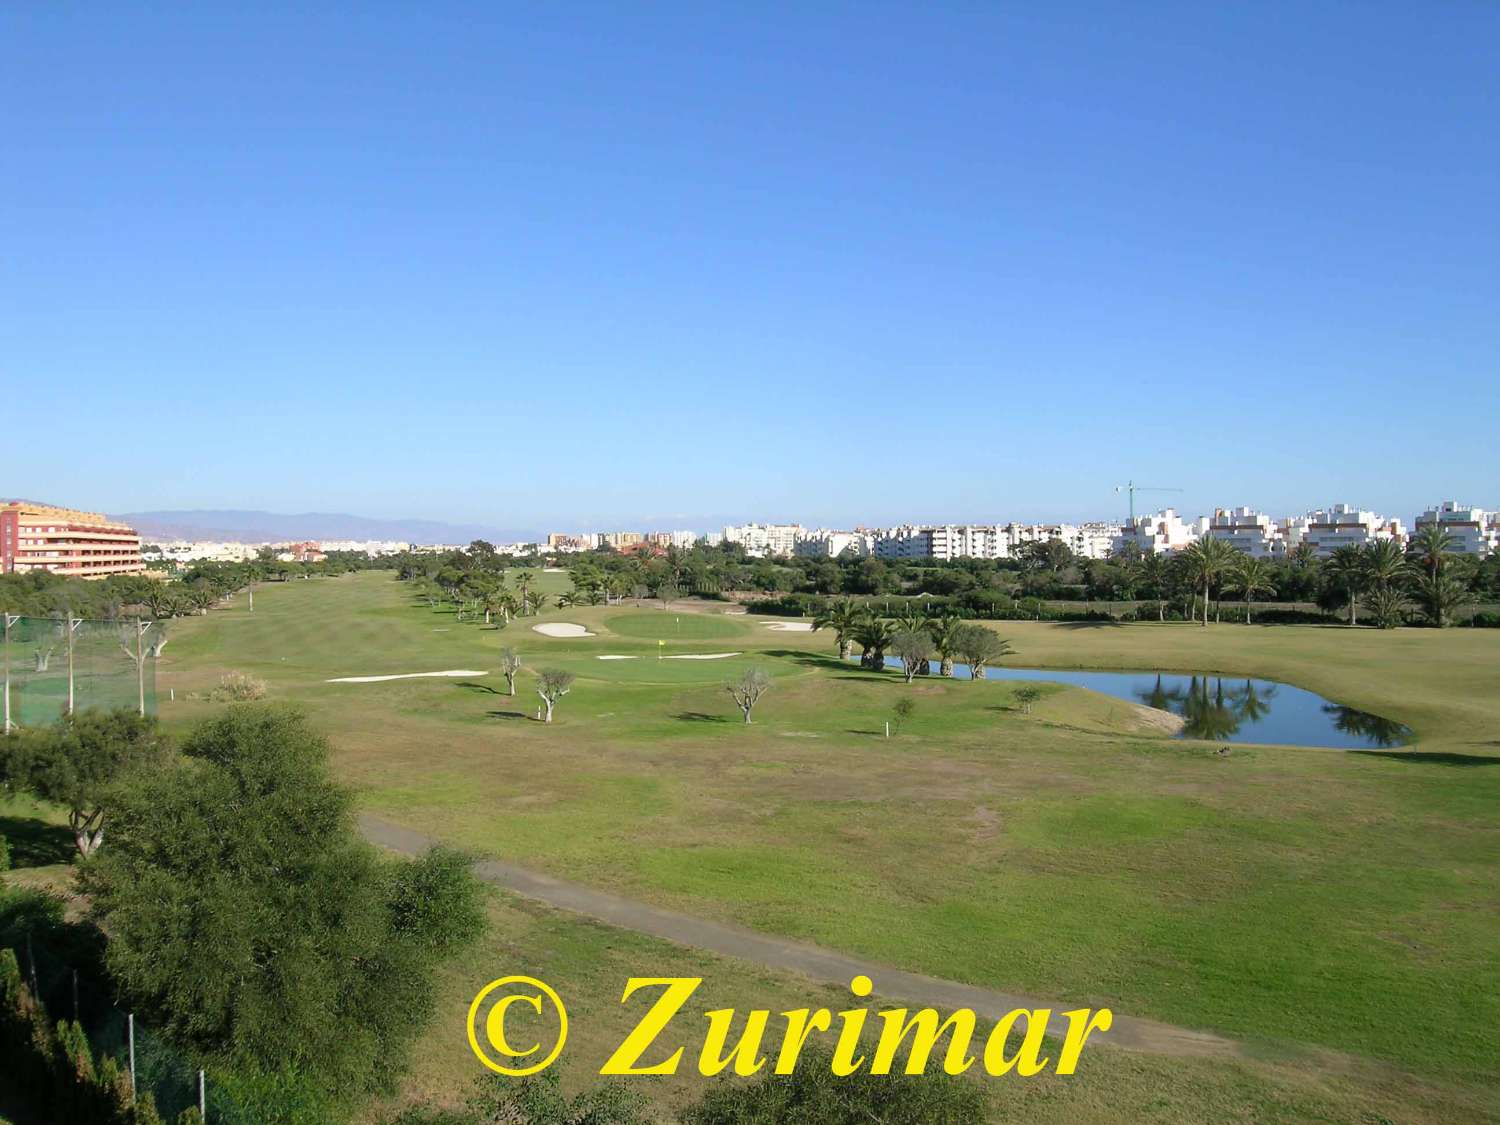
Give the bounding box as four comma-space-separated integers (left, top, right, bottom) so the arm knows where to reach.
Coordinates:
9, 569, 1497, 1121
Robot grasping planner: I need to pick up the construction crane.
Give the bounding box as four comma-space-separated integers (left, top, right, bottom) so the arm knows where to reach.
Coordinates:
1115, 480, 1184, 524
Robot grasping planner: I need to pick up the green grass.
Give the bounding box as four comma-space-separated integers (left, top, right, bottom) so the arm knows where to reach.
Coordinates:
24, 570, 1499, 1121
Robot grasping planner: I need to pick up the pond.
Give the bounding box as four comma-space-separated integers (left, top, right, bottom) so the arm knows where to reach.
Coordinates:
865, 657, 1411, 749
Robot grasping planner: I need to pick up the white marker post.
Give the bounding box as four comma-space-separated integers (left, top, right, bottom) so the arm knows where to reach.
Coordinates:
3, 613, 18, 733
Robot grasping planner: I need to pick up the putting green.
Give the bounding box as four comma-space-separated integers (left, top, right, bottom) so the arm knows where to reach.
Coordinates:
604, 611, 747, 640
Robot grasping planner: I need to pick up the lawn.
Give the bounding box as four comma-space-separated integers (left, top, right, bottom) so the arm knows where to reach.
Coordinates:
9, 570, 1497, 1121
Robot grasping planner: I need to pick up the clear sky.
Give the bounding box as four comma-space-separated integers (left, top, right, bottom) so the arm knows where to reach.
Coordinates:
3, 3, 1497, 533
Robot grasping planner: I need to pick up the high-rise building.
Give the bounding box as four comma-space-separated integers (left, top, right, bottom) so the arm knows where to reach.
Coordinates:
1, 500, 146, 578
1414, 502, 1496, 557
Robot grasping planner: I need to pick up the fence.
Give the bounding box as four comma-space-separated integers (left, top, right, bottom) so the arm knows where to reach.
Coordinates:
2, 615, 158, 730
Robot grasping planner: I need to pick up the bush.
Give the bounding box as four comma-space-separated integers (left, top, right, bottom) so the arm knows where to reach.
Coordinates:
209, 672, 267, 701
1468, 611, 1500, 628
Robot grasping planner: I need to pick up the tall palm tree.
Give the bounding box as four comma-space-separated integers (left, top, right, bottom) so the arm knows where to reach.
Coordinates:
1225, 556, 1276, 624
923, 611, 965, 676
1180, 539, 1236, 625
1137, 553, 1168, 621
1407, 525, 1457, 580
1323, 545, 1369, 626
1363, 539, 1411, 592
812, 597, 862, 661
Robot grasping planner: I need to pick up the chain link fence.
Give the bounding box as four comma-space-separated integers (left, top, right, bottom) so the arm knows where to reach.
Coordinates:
2, 615, 158, 729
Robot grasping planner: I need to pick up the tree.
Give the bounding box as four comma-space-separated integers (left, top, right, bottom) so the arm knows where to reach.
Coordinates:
852, 616, 896, 671
78, 706, 485, 1099
1363, 586, 1409, 629
535, 668, 575, 722
3, 709, 166, 856
498, 648, 522, 696
656, 582, 681, 610
1323, 545, 1370, 626
1363, 539, 1411, 592
1407, 525, 1457, 579
725, 666, 772, 723
890, 627, 933, 684
1225, 556, 1277, 624
953, 624, 1015, 680
812, 598, 862, 661
1415, 571, 1467, 629
1179, 539, 1236, 625
890, 695, 916, 734
1013, 684, 1044, 714
923, 612, 964, 676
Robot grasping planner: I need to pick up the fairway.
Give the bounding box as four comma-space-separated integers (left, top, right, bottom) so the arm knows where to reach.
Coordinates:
105, 573, 1500, 1118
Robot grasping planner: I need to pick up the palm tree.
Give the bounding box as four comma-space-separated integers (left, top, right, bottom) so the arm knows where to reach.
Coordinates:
852, 616, 896, 671
514, 571, 535, 615
1137, 553, 1168, 621
1415, 572, 1467, 629
812, 597, 862, 661
1407, 525, 1457, 579
923, 612, 965, 676
1362, 586, 1409, 629
1225, 556, 1276, 624
1363, 539, 1411, 592
1180, 539, 1236, 625
1323, 545, 1369, 626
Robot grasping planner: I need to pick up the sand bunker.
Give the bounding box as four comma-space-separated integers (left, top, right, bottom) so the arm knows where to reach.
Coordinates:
532, 623, 594, 637
763, 621, 814, 631
597, 655, 638, 661
327, 670, 485, 684
665, 652, 742, 660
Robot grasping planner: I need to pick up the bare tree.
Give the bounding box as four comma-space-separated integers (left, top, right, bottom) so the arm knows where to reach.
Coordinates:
535, 668, 575, 723
499, 648, 522, 696
890, 628, 934, 684
726, 666, 772, 724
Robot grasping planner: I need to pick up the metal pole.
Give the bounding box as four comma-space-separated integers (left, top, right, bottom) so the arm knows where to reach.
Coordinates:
128, 1013, 136, 1101
66, 616, 82, 715
136, 619, 147, 716
198, 1069, 206, 1119
2, 613, 15, 733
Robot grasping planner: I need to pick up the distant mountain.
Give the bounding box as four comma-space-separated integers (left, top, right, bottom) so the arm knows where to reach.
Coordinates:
114, 509, 537, 545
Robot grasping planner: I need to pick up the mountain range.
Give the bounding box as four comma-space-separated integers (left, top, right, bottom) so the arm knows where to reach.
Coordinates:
113, 509, 537, 545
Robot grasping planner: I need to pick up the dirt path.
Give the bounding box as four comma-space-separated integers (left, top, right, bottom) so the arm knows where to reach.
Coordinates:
360, 814, 1243, 1060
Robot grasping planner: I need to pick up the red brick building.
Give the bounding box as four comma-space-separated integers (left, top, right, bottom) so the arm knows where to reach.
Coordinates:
0, 500, 146, 579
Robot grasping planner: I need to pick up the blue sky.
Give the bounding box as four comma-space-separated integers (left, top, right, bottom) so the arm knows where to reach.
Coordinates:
3, 3, 1497, 533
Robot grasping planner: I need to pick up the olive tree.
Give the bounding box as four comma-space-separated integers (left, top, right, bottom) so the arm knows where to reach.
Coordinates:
498, 647, 523, 696
726, 667, 772, 724
536, 669, 575, 723
889, 628, 933, 684
953, 624, 1016, 681
3, 708, 166, 856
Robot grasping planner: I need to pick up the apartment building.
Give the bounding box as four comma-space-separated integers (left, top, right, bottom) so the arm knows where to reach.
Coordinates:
722, 523, 804, 558
1414, 502, 1497, 557
0, 500, 145, 578
1296, 505, 1405, 557
794, 530, 874, 558
1204, 507, 1284, 558
1112, 509, 1204, 556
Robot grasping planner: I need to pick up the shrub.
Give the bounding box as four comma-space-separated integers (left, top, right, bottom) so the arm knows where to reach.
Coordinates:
209, 672, 267, 701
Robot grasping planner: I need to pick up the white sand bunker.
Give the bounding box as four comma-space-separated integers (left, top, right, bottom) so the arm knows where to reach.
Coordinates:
763, 621, 814, 631
665, 652, 742, 660
597, 655, 638, 661
327, 670, 486, 684
532, 622, 594, 637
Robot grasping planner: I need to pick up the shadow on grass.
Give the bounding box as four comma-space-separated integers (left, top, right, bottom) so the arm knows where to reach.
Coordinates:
1350, 750, 1500, 767
1054, 619, 1124, 629
675, 712, 730, 723
486, 710, 530, 721
457, 681, 500, 694
0, 816, 74, 869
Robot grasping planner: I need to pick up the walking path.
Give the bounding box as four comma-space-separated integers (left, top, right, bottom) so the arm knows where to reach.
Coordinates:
360, 814, 1243, 1060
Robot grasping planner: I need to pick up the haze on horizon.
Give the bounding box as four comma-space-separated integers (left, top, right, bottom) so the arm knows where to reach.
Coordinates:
3, 4, 1497, 530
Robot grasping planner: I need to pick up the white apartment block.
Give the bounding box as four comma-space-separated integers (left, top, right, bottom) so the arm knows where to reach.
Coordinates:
1204, 507, 1284, 558
874, 525, 934, 559
722, 523, 804, 558
1296, 505, 1405, 557
794, 530, 873, 558
1414, 502, 1497, 557
1112, 509, 1204, 556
